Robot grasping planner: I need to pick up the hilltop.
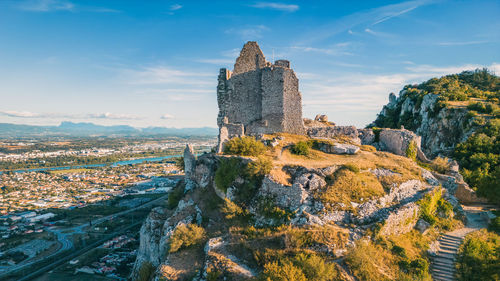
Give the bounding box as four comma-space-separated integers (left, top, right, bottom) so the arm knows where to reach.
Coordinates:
127, 42, 499, 281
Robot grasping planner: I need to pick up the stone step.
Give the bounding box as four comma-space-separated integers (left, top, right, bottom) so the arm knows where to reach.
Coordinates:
439, 237, 462, 244
439, 238, 462, 244
432, 268, 455, 278
433, 258, 455, 266
432, 263, 454, 272
439, 242, 461, 249
442, 235, 463, 241
439, 244, 459, 252
437, 250, 457, 257
432, 273, 455, 281
438, 247, 459, 254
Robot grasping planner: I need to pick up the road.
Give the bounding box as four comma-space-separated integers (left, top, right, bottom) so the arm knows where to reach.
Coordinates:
0, 193, 169, 279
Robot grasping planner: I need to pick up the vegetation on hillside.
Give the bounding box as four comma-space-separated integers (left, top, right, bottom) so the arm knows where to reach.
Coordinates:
456, 229, 500, 281
372, 69, 500, 204
223, 136, 267, 156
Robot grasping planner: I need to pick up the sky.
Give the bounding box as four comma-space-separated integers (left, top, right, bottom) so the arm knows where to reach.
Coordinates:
0, 0, 499, 128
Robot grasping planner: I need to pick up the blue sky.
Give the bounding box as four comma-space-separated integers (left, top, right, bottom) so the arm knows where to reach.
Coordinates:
0, 0, 499, 128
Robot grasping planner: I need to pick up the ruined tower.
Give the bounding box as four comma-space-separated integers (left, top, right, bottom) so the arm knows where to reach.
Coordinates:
217, 41, 304, 152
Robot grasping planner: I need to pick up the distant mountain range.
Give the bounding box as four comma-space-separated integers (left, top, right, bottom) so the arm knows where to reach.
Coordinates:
0, 121, 218, 137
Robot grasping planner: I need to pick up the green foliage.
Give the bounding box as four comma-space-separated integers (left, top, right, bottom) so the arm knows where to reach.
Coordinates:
456, 230, 500, 281
223, 136, 267, 156
246, 156, 273, 178
467, 101, 498, 114
454, 121, 500, 204
342, 163, 360, 173
259, 252, 339, 281
214, 158, 243, 193
489, 216, 500, 235
290, 141, 311, 156
256, 196, 293, 226
398, 258, 430, 279
167, 181, 185, 209
418, 188, 442, 225
406, 140, 418, 161
137, 261, 154, 281
169, 223, 206, 253
173, 156, 184, 171
206, 269, 222, 281
221, 198, 252, 223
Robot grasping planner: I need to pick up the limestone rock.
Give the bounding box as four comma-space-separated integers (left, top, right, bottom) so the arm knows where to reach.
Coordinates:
415, 218, 431, 233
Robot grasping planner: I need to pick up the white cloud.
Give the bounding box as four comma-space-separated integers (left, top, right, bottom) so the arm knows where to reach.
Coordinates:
196, 58, 234, 65
297, 0, 433, 45
250, 2, 299, 12
437, 40, 489, 46
0, 111, 43, 118
124, 66, 213, 86
160, 114, 175, 120
170, 4, 182, 11
225, 25, 269, 39
299, 62, 499, 127
18, 0, 74, 12
87, 112, 141, 120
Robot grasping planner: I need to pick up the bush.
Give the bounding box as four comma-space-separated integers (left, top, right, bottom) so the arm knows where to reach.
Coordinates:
167, 182, 185, 209
346, 241, 398, 281
260, 261, 307, 281
246, 156, 273, 178
223, 136, 266, 156
173, 156, 184, 171
456, 230, 500, 281
169, 224, 206, 253
291, 141, 311, 156
138, 261, 155, 281
418, 188, 443, 225
256, 196, 292, 226
258, 252, 339, 281
214, 158, 242, 193
488, 216, 500, 235
406, 140, 418, 161
429, 156, 450, 174
221, 198, 251, 223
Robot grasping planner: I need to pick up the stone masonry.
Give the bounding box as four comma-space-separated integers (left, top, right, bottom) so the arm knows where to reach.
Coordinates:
217, 41, 304, 152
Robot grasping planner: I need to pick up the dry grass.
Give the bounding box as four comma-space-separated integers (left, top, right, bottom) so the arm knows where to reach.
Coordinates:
384, 230, 434, 260
345, 240, 398, 281
269, 166, 292, 186
283, 224, 349, 250
318, 169, 385, 207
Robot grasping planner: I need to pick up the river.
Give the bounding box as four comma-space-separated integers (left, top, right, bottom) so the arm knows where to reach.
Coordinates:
0, 154, 182, 175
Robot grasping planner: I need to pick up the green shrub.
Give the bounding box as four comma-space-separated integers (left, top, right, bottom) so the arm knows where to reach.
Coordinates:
406, 140, 418, 161
342, 163, 360, 173
221, 198, 252, 223
489, 216, 500, 234
137, 261, 154, 281
256, 196, 292, 226
372, 127, 383, 142
246, 156, 273, 178
214, 158, 242, 193
223, 136, 266, 156
258, 253, 339, 281
456, 230, 500, 281
173, 156, 184, 171
169, 223, 206, 253
260, 261, 307, 281
291, 141, 311, 156
418, 188, 442, 225
167, 182, 185, 209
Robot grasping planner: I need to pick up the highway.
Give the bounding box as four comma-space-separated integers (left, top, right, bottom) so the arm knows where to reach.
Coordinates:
0, 193, 169, 280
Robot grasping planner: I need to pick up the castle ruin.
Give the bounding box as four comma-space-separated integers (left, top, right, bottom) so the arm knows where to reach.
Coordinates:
216, 41, 304, 152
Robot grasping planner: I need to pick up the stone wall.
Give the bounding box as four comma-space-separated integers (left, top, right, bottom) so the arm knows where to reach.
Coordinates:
216, 41, 305, 149
306, 126, 360, 143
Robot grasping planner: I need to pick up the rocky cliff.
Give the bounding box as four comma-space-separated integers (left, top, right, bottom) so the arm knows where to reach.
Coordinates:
130, 133, 467, 281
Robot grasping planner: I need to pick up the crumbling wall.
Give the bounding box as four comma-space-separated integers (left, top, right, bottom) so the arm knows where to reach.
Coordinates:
216, 41, 305, 149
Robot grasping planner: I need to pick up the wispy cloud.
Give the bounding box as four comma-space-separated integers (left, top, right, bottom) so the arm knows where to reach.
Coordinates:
160, 114, 175, 120
250, 2, 299, 12
196, 58, 234, 65
437, 40, 489, 46
299, 62, 499, 126
170, 4, 182, 11
297, 0, 432, 45
18, 0, 74, 12
123, 66, 213, 86
17, 0, 120, 13
0, 110, 141, 120
225, 25, 269, 39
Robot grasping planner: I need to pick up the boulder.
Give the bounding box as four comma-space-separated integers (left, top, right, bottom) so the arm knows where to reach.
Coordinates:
415, 219, 431, 233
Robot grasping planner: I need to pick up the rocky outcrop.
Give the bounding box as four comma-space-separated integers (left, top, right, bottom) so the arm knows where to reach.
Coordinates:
314, 141, 360, 155
374, 92, 476, 157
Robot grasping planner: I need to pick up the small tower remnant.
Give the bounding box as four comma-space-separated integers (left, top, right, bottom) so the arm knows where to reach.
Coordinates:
216, 41, 305, 152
